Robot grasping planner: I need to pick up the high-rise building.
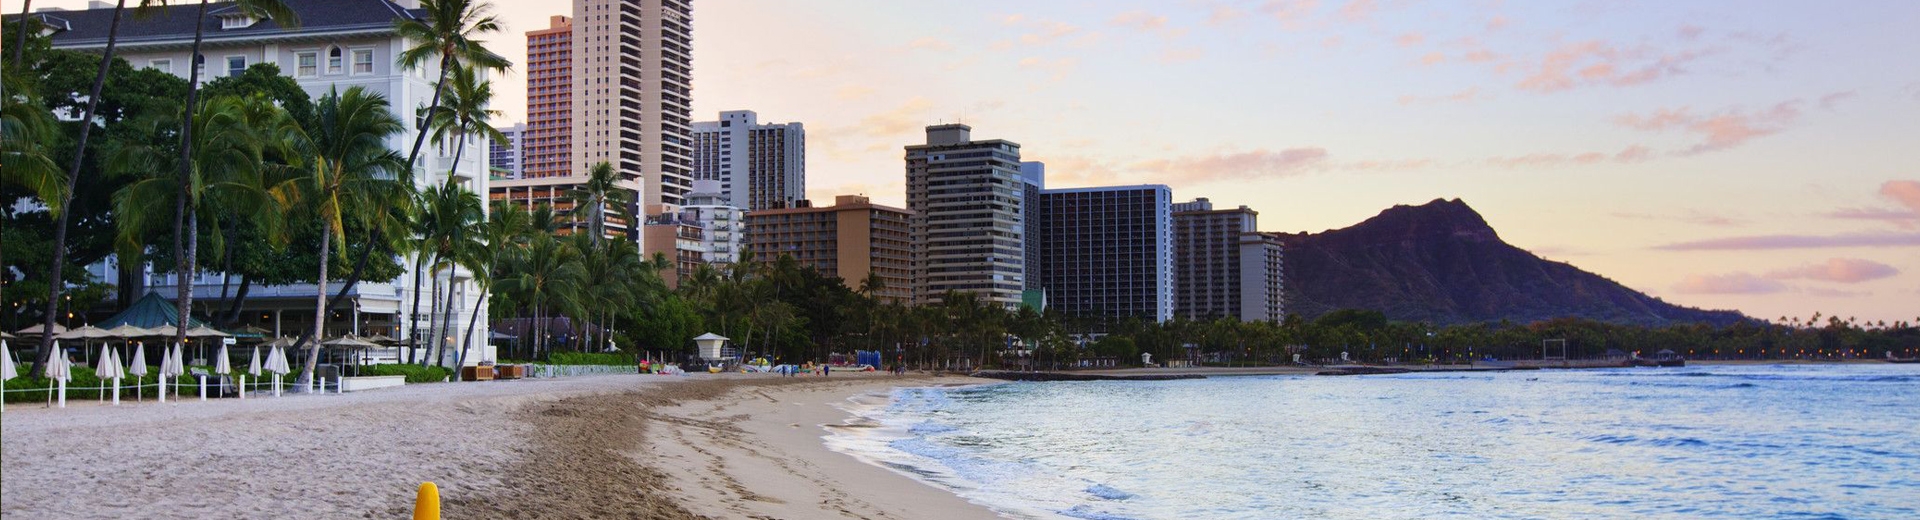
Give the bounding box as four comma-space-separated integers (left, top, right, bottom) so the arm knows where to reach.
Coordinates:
746, 195, 913, 304
1038, 185, 1174, 322
1172, 198, 1286, 322
521, 15, 572, 179
571, 0, 693, 207
490, 123, 524, 178
679, 180, 745, 265
642, 204, 708, 288
1020, 162, 1045, 293
493, 0, 691, 243
31, 0, 492, 363
905, 124, 1027, 309
691, 110, 805, 211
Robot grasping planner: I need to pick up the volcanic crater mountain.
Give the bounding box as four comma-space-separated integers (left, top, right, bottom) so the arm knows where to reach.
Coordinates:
1278, 198, 1748, 326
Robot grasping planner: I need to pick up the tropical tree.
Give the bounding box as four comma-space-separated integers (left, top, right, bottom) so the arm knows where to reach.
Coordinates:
422, 63, 507, 184
277, 86, 407, 387
567, 162, 627, 246
392, 0, 509, 171
498, 233, 584, 359
0, 69, 66, 310
413, 183, 484, 367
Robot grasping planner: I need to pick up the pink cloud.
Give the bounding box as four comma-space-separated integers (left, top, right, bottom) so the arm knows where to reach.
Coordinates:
909, 37, 953, 52
1611, 210, 1744, 227
1766, 258, 1900, 284
1614, 145, 1655, 163
1654, 232, 1920, 251
1486, 15, 1510, 32
1207, 4, 1246, 25
1800, 287, 1870, 298
1673, 273, 1786, 295
1828, 208, 1920, 229
1418, 52, 1446, 65
1159, 47, 1206, 64
1395, 32, 1424, 47
1462, 49, 1501, 63
1818, 91, 1856, 110
1338, 0, 1378, 22
1614, 100, 1804, 154
1882, 180, 1920, 213
1515, 41, 1712, 93
1262, 0, 1321, 25
1131, 147, 1331, 185
1677, 24, 1706, 41
1484, 145, 1652, 168
1111, 10, 1169, 32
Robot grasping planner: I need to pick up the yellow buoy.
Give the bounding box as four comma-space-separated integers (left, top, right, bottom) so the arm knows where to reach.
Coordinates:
413, 482, 441, 520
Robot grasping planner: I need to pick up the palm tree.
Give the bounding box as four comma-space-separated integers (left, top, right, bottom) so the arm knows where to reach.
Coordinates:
393, 0, 509, 172
567, 162, 628, 246
161, 0, 299, 355
33, 0, 132, 378
499, 233, 585, 359
1, 70, 67, 311
455, 201, 528, 370
423, 63, 507, 186
413, 183, 484, 367
277, 86, 406, 387
109, 95, 293, 344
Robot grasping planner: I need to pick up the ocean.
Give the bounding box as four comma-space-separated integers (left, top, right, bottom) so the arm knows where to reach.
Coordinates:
827, 364, 1920, 519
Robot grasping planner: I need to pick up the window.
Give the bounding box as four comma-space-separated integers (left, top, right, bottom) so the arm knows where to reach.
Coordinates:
295, 52, 317, 76
147, 59, 171, 73
351, 49, 374, 74
327, 47, 344, 74
226, 56, 246, 77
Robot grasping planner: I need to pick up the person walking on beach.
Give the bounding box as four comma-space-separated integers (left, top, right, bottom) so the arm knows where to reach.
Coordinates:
823, 364, 831, 377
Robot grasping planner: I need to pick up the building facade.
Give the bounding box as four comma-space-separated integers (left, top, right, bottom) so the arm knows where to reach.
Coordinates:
1172, 198, 1286, 322
32, 0, 491, 363
521, 15, 572, 179
691, 110, 805, 211
1020, 161, 1045, 294
490, 123, 524, 178
1037, 185, 1174, 323
745, 195, 913, 304
905, 124, 1027, 309
571, 0, 693, 207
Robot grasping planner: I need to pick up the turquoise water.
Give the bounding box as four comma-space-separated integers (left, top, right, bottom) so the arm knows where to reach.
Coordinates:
828, 364, 1920, 519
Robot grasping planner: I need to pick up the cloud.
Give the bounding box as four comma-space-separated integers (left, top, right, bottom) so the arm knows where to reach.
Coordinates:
1462, 49, 1501, 63
1766, 258, 1900, 284
1883, 180, 1920, 213
1261, 0, 1321, 26
1614, 100, 1804, 154
1130, 147, 1332, 185
1338, 0, 1377, 22
1611, 210, 1744, 227
1395, 32, 1424, 47
1111, 10, 1169, 32
853, 97, 935, 141
1677, 24, 1706, 40
834, 85, 876, 101
1397, 87, 1480, 106
1159, 47, 1206, 64
1673, 272, 1786, 295
909, 37, 953, 52
1335, 158, 1436, 172
1515, 40, 1713, 93
1827, 208, 1920, 229
1014, 20, 1083, 46
1486, 15, 1510, 31
1818, 91, 1856, 110
1017, 56, 1080, 82
1207, 4, 1247, 25
1484, 145, 1651, 168
999, 14, 1026, 26
1800, 287, 1870, 298
1654, 232, 1920, 251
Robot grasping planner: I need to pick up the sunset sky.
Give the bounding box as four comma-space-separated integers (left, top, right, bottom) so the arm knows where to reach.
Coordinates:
17, 0, 1920, 324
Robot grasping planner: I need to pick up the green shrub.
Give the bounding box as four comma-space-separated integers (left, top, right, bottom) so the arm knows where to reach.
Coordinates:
2, 365, 296, 403
357, 364, 452, 384
548, 352, 635, 366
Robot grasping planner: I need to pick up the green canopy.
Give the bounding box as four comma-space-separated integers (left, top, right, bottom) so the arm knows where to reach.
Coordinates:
95, 292, 211, 331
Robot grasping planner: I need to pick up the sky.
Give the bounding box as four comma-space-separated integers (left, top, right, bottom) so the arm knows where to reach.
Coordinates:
13, 0, 1920, 324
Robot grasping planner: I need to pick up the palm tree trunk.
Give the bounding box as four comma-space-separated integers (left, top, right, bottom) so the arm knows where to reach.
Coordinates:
170, 0, 212, 351
423, 265, 441, 367
405, 55, 453, 171
454, 281, 486, 381
300, 217, 333, 388
10, 0, 31, 67
436, 274, 460, 367
408, 251, 431, 363
222, 274, 251, 325
34, 0, 126, 379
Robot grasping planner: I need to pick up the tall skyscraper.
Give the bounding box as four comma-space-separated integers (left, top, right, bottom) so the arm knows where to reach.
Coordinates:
493, 1, 691, 244
746, 195, 914, 304
1038, 185, 1174, 322
521, 15, 572, 179
490, 123, 524, 178
1020, 162, 1046, 293
905, 124, 1028, 309
691, 110, 806, 211
571, 0, 693, 207
1172, 198, 1286, 322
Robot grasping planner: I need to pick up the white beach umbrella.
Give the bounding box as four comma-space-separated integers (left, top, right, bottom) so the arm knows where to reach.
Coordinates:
94, 344, 121, 404
156, 344, 174, 403
47, 345, 72, 408
266, 345, 290, 396
1, 340, 16, 412
127, 344, 148, 402
107, 348, 125, 405
214, 344, 232, 375
167, 342, 188, 401
242, 346, 261, 399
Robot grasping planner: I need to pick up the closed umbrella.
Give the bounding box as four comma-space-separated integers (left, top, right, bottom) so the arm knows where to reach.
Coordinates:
1, 340, 16, 412
156, 345, 173, 403
243, 347, 261, 399
266, 344, 290, 397
106, 348, 125, 405
94, 344, 122, 404
127, 344, 148, 402
47, 344, 71, 408
167, 342, 186, 400
207, 344, 232, 401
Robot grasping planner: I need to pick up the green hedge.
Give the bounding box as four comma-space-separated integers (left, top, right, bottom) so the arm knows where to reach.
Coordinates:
356, 364, 452, 383
547, 352, 636, 366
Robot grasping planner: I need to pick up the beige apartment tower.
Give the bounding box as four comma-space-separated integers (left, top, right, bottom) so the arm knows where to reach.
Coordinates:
905, 124, 1028, 309
745, 195, 914, 304
571, 0, 694, 207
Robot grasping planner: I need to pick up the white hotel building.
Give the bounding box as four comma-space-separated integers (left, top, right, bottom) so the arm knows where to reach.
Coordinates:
33, 0, 492, 364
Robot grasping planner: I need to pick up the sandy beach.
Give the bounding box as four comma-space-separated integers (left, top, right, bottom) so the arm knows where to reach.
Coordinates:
1, 371, 996, 519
